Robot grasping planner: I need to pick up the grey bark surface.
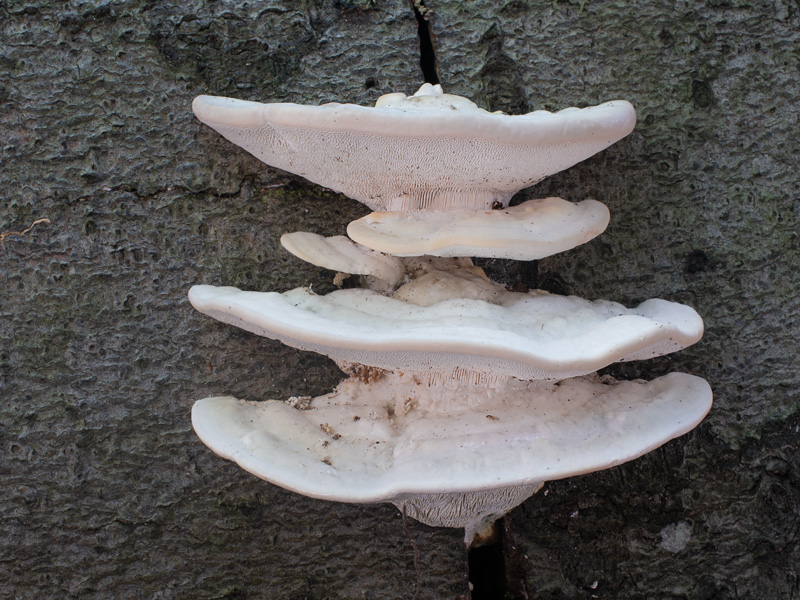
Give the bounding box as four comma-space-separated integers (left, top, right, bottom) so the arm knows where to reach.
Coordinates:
1, 0, 798, 599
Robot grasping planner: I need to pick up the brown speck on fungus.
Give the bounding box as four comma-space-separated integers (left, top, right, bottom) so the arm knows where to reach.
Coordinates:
351, 365, 386, 384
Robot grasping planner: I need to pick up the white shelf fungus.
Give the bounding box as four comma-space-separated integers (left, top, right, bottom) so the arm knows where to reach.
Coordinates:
188, 280, 703, 381
192, 84, 636, 211
346, 197, 610, 259
280, 232, 405, 287
192, 371, 712, 542
187, 84, 711, 542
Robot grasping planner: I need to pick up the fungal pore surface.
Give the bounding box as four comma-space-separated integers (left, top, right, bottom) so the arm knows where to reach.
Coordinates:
188, 84, 712, 544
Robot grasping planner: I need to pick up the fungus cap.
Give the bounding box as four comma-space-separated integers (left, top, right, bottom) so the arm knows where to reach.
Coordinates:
280, 232, 405, 286
191, 371, 712, 514
346, 197, 610, 259
188, 284, 704, 381
192, 85, 636, 211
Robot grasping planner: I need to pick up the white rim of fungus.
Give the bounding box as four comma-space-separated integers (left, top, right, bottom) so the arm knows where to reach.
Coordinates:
191, 86, 636, 211
188, 284, 704, 381
346, 197, 610, 259
191, 372, 712, 502
192, 87, 636, 145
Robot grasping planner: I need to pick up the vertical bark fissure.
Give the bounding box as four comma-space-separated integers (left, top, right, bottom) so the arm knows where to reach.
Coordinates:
467, 518, 530, 600
411, 1, 440, 84
468, 533, 507, 599
407, 4, 531, 596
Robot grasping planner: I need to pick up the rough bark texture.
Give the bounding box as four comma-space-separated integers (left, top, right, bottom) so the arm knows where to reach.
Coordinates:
1, 0, 798, 598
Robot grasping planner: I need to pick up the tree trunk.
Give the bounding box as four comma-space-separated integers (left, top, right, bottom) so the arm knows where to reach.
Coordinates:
2, 0, 798, 598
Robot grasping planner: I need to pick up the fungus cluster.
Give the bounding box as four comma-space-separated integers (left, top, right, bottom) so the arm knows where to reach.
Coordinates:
189, 84, 712, 544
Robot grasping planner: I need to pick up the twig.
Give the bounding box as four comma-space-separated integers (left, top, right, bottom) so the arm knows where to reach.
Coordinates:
0, 217, 51, 243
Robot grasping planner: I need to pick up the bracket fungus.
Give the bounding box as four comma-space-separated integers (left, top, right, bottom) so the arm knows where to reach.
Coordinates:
188, 279, 703, 382
279, 232, 406, 288
193, 372, 711, 542
192, 84, 636, 211
346, 197, 611, 260
188, 84, 712, 545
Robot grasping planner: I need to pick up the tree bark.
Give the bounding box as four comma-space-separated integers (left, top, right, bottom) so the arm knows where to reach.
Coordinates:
2, 0, 798, 598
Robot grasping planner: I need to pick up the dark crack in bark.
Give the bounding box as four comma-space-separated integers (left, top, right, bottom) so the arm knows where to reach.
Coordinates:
468, 517, 531, 600
411, 0, 440, 84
